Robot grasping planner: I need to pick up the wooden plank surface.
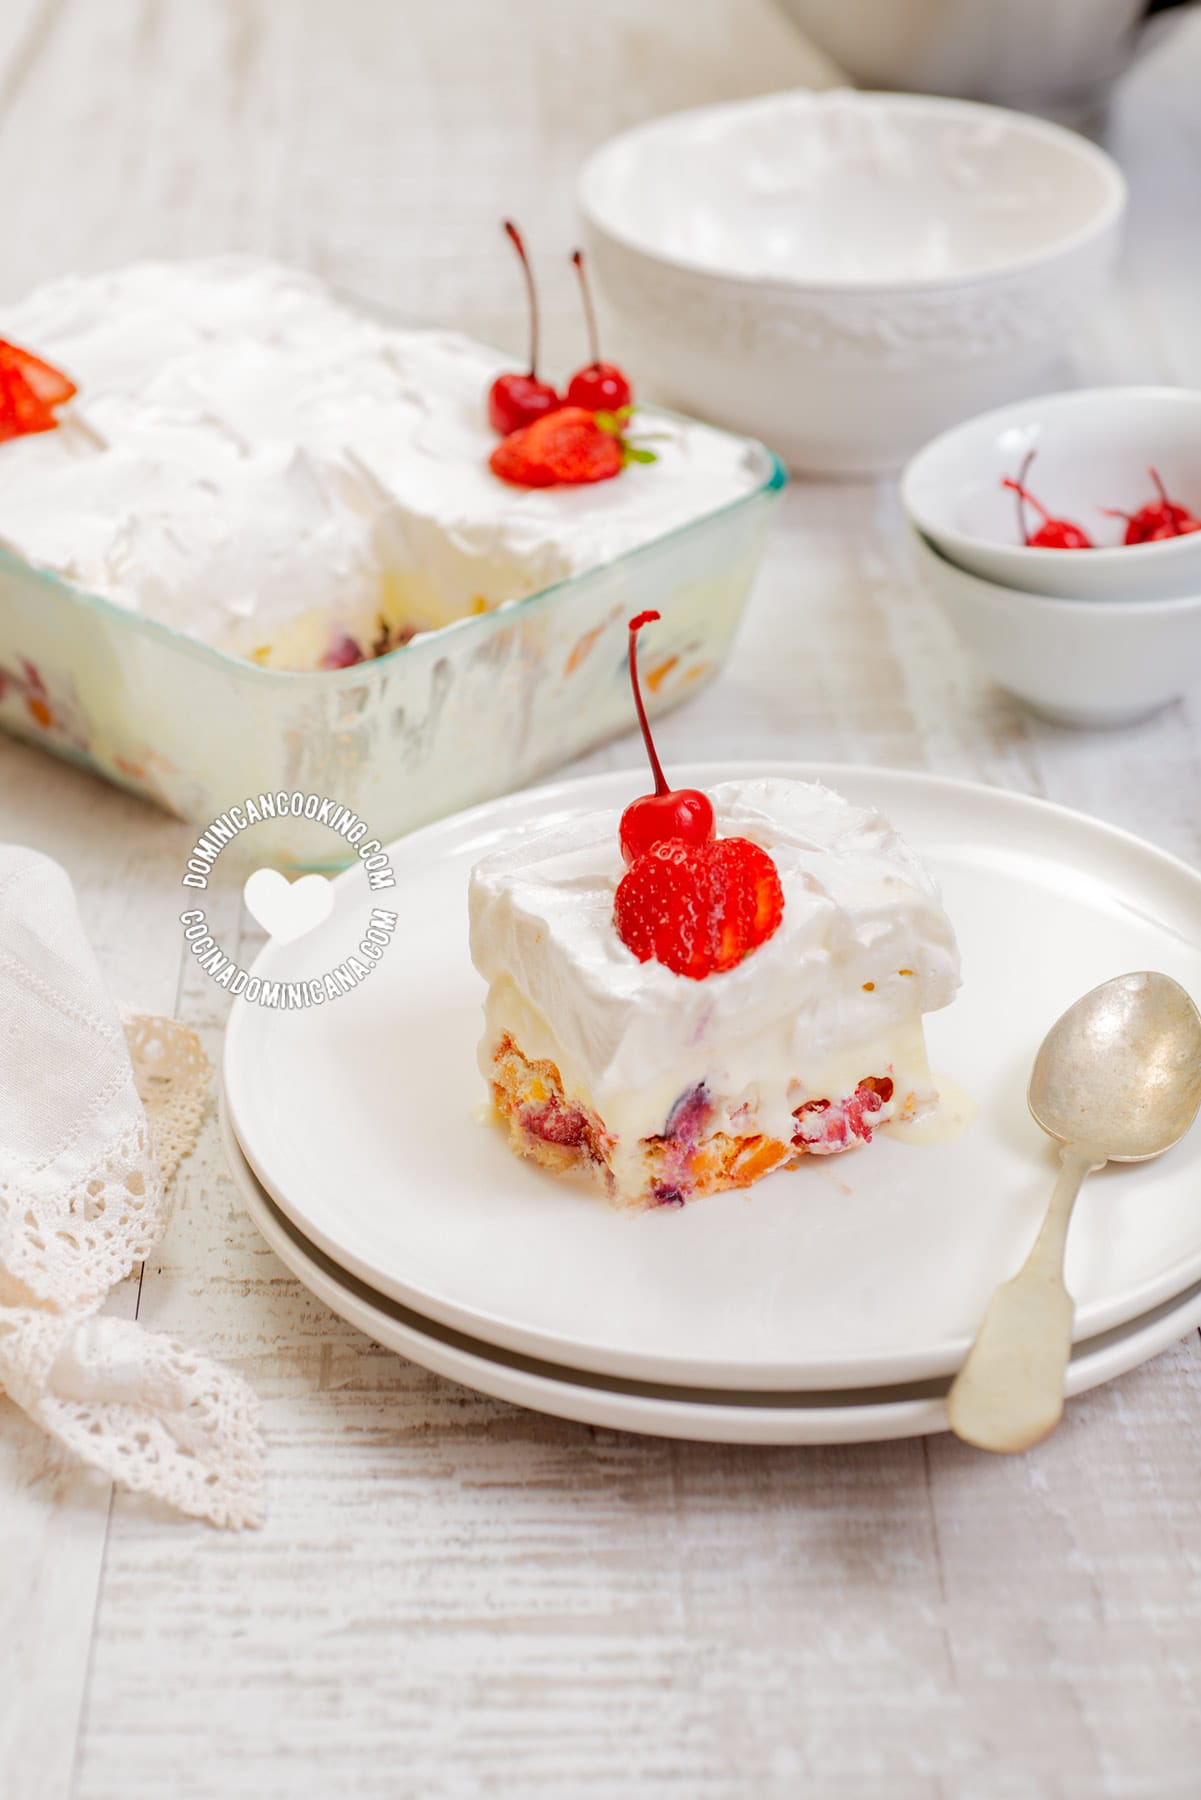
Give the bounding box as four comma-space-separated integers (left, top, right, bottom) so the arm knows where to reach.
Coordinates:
2, 3, 1201, 1796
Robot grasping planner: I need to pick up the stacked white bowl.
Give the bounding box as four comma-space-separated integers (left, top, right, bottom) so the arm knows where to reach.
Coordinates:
901, 390, 1201, 728
579, 89, 1126, 474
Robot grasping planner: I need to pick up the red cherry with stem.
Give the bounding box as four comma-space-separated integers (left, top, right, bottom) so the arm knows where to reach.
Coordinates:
1101, 467, 1201, 545
487, 221, 562, 436
619, 611, 715, 866
566, 249, 632, 414
1002, 449, 1093, 549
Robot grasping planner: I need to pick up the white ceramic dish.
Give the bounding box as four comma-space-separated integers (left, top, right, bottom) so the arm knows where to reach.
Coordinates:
902, 388, 1201, 599
578, 90, 1125, 474
224, 1104, 1201, 1447
771, 0, 1170, 119
911, 527, 1201, 728
224, 762, 1201, 1391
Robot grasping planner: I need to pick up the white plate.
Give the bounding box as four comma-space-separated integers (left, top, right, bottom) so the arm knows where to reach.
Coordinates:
224, 762, 1201, 1391
222, 1103, 1201, 1447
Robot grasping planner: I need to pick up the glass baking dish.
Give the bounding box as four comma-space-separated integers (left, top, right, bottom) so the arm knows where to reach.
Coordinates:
0, 432, 784, 868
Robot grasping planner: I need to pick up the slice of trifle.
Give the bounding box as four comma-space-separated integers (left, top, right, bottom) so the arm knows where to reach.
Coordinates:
469, 614, 961, 1210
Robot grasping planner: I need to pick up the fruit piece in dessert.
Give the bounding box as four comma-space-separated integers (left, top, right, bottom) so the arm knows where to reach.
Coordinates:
469, 615, 961, 1210
0, 259, 759, 671
490, 405, 623, 488
489, 404, 657, 489
0, 339, 77, 441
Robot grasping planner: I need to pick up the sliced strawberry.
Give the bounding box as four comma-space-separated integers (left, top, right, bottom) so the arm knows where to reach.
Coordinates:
537, 406, 623, 484
709, 837, 783, 973
489, 405, 622, 488
0, 372, 20, 443
0, 353, 57, 438
0, 339, 77, 407
614, 835, 784, 980
489, 423, 560, 488
613, 838, 718, 979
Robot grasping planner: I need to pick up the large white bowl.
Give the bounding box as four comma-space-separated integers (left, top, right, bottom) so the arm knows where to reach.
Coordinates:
578, 90, 1126, 475
911, 527, 1201, 728
772, 0, 1158, 118
902, 388, 1201, 599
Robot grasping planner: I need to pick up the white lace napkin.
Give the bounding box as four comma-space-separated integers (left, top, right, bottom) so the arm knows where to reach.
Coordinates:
0, 846, 265, 1528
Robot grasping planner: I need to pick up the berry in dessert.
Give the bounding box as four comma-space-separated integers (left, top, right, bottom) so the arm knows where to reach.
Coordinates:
1003, 451, 1092, 549
1102, 468, 1201, 543
611, 611, 781, 980
487, 222, 562, 436
0, 339, 76, 441
565, 249, 632, 414
469, 617, 960, 1211
0, 259, 760, 671
490, 405, 624, 488
488, 405, 657, 489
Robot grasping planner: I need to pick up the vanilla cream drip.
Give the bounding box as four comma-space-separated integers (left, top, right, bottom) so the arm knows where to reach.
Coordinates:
0, 258, 761, 665
469, 776, 962, 1175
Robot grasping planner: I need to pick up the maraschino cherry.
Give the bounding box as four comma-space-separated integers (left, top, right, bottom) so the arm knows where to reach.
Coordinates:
1002, 450, 1093, 549
618, 611, 714, 865
487, 221, 562, 437
566, 249, 632, 414
1102, 468, 1201, 544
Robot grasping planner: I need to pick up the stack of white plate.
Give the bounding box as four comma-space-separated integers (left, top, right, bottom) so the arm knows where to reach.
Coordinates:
902, 389, 1201, 728
223, 764, 1201, 1446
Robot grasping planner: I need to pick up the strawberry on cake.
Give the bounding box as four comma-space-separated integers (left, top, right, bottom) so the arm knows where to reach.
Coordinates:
469, 613, 961, 1211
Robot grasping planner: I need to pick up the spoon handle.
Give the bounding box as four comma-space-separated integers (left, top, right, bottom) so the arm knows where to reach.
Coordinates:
947, 1145, 1104, 1453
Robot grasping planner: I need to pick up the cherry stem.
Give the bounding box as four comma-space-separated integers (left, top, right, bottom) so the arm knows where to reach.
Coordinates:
571, 248, 601, 369
1150, 467, 1181, 535
628, 611, 669, 797
1003, 448, 1045, 543
503, 219, 540, 378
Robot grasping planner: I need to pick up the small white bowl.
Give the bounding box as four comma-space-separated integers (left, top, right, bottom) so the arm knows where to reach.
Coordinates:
911, 527, 1201, 728
902, 388, 1201, 599
578, 90, 1126, 475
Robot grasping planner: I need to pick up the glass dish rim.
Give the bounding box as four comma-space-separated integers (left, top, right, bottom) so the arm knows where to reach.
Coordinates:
0, 417, 786, 688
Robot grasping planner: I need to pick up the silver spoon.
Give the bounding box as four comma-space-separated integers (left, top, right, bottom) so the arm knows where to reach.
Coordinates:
947, 971, 1201, 1453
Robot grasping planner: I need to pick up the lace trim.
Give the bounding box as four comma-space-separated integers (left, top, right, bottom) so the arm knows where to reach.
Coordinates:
0, 1013, 266, 1529
124, 1013, 211, 1186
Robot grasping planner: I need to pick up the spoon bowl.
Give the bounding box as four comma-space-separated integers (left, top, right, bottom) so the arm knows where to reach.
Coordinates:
1029, 971, 1201, 1162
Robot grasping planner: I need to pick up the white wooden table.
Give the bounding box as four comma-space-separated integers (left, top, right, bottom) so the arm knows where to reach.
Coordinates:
3, 5, 1201, 1795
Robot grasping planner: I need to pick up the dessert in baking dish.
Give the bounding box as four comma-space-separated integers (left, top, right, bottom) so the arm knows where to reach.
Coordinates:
469, 615, 961, 1211
0, 257, 760, 671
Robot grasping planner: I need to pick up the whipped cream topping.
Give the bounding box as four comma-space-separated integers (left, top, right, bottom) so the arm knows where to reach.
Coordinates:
0, 258, 761, 664
469, 776, 962, 1168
